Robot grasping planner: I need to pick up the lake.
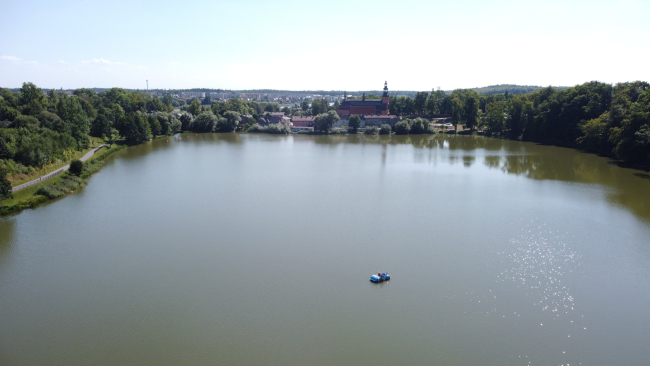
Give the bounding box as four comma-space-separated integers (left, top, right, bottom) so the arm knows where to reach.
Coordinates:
1, 133, 649, 365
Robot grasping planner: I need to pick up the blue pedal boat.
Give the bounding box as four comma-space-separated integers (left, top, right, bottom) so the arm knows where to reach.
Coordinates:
370, 272, 391, 283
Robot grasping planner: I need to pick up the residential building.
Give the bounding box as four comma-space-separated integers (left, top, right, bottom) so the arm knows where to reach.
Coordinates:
291, 116, 315, 131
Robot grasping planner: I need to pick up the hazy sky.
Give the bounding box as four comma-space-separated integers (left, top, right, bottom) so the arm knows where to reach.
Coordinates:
1, 0, 648, 91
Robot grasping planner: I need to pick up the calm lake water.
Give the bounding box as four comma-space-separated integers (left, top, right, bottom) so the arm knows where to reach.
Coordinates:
1, 133, 649, 366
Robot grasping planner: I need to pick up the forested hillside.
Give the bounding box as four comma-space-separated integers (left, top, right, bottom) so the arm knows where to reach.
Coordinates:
387, 81, 650, 164
0, 83, 182, 183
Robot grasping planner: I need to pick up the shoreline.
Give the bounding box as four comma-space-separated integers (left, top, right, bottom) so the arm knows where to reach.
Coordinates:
0, 144, 125, 216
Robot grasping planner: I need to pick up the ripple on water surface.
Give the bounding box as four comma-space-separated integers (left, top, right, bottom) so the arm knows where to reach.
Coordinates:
499, 222, 581, 317
489, 221, 590, 366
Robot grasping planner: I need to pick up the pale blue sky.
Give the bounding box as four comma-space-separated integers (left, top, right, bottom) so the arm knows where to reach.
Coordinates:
1, 0, 648, 90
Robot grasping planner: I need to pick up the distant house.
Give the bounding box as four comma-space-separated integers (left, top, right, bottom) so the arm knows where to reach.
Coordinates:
291, 116, 315, 131
259, 112, 291, 126
268, 112, 286, 123
241, 114, 253, 124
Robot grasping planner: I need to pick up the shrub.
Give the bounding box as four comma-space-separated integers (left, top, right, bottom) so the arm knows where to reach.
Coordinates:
330, 128, 348, 135
69, 159, 83, 176
410, 118, 436, 134
247, 123, 264, 133
394, 120, 411, 135
247, 123, 291, 135
36, 175, 83, 199
364, 126, 379, 135
0, 168, 12, 201
265, 123, 291, 134
379, 124, 392, 135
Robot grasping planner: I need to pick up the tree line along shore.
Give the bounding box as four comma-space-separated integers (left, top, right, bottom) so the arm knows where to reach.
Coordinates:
0, 80, 648, 212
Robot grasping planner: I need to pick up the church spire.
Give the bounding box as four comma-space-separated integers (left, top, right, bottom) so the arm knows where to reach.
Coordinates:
382, 81, 388, 97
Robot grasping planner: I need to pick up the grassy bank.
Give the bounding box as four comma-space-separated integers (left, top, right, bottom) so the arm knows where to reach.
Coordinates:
5, 136, 106, 187
0, 144, 125, 216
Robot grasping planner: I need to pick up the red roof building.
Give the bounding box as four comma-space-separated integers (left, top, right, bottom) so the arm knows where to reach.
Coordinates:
291, 116, 315, 131
338, 81, 390, 118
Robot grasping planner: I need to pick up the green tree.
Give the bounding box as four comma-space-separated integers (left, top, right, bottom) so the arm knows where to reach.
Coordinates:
69, 159, 83, 176
148, 115, 161, 138
90, 114, 111, 137
19, 82, 46, 108
311, 99, 322, 116
506, 96, 526, 138
70, 114, 90, 149
0, 105, 20, 122
107, 128, 120, 147
577, 116, 607, 152
179, 112, 194, 131
394, 119, 411, 135
379, 124, 391, 135
0, 138, 14, 159
38, 110, 64, 130
414, 92, 429, 115
426, 93, 439, 115
220, 111, 241, 132
409, 118, 433, 134
225, 98, 243, 113
188, 100, 202, 116
450, 96, 462, 132
364, 125, 379, 135
161, 94, 174, 107
313, 111, 339, 132
0, 168, 12, 201
11, 115, 40, 129
463, 91, 480, 131
122, 115, 151, 145
193, 111, 219, 132
486, 101, 506, 135
348, 115, 361, 133
301, 100, 310, 113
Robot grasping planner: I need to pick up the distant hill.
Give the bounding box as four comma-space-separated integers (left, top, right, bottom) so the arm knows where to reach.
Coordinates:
469, 84, 568, 95
12, 85, 567, 96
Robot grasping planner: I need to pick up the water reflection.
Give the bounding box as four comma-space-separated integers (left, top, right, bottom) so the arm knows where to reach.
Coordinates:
0, 219, 15, 266
118, 133, 650, 221
285, 133, 650, 220
462, 155, 475, 168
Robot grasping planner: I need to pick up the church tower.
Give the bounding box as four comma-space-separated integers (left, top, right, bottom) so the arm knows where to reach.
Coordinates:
381, 81, 390, 115
382, 81, 389, 104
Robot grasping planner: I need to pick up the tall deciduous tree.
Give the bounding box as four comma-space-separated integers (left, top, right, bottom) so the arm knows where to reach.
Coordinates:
486, 101, 505, 135
314, 111, 339, 132
414, 92, 429, 115
450, 96, 462, 131
463, 91, 480, 131
348, 115, 361, 133
0, 168, 12, 200
188, 100, 202, 116
220, 111, 241, 132
148, 115, 161, 138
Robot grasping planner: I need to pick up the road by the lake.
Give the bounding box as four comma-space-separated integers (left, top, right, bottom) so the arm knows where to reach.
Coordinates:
11, 144, 108, 193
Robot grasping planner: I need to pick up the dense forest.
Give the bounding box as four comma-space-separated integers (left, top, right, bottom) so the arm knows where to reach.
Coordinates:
0, 83, 185, 179
388, 81, 650, 164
